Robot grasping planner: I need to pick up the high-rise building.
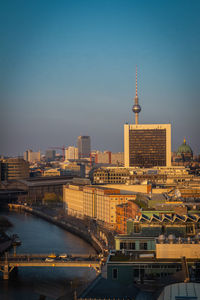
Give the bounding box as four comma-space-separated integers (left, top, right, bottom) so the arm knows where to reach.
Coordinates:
24, 149, 41, 163
124, 124, 171, 167
65, 146, 78, 161
124, 68, 171, 168
45, 150, 56, 162
77, 136, 91, 158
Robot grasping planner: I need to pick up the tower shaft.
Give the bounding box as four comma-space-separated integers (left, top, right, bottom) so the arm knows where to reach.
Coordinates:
135, 113, 139, 125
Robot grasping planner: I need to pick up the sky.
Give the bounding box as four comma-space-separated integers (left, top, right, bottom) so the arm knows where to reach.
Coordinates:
0, 0, 200, 156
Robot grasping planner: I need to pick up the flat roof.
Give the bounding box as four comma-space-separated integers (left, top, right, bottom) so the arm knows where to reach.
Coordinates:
18, 178, 72, 187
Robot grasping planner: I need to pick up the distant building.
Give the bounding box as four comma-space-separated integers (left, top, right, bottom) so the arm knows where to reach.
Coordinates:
176, 138, 193, 162
45, 150, 56, 162
77, 136, 91, 158
24, 149, 41, 163
65, 146, 78, 161
91, 151, 124, 166
94, 151, 112, 164
111, 152, 124, 166
1, 157, 29, 180
43, 168, 62, 177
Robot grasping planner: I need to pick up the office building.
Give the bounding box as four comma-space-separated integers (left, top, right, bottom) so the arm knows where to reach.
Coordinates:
24, 149, 41, 163
77, 136, 91, 158
1, 157, 29, 180
45, 150, 56, 162
124, 68, 171, 168
124, 123, 171, 167
65, 146, 78, 161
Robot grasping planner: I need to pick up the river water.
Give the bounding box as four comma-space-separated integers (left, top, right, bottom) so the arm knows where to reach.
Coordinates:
0, 209, 96, 300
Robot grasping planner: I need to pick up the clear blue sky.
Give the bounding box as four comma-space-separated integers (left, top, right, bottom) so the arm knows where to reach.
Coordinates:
1, 0, 200, 156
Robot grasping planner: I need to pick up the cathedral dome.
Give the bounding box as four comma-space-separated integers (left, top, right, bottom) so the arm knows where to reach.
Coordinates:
177, 138, 193, 156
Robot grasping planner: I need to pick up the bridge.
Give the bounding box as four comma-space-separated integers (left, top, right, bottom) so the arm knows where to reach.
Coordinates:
0, 253, 103, 280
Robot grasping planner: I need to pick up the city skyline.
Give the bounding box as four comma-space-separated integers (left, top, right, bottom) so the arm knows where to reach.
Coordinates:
1, 0, 200, 156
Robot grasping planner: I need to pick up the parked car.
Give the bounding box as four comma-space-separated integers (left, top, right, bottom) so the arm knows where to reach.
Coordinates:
59, 253, 68, 259
48, 253, 56, 258
45, 258, 54, 262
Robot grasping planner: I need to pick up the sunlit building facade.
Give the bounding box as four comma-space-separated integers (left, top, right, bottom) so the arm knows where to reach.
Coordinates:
1, 157, 29, 180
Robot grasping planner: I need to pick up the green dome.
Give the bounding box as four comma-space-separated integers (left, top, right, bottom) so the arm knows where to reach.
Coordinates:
177, 138, 193, 156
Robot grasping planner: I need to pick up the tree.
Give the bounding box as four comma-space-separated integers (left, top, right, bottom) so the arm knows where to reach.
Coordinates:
42, 192, 60, 205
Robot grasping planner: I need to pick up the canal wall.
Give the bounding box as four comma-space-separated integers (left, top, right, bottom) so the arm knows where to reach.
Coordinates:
10, 205, 105, 254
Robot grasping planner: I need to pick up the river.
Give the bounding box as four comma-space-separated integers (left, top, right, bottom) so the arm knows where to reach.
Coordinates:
0, 209, 96, 300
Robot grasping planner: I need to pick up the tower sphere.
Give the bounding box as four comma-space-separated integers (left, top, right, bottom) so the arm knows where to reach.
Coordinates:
132, 104, 141, 114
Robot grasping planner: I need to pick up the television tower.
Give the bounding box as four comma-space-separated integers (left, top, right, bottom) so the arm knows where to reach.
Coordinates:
132, 66, 141, 124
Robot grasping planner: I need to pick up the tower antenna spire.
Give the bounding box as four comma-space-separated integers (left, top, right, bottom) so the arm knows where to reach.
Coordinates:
132, 65, 141, 124
136, 65, 138, 97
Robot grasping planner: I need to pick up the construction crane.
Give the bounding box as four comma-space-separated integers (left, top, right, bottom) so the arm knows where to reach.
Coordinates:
49, 146, 66, 161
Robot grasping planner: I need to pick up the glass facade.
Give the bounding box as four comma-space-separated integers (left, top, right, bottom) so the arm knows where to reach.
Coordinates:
129, 129, 166, 167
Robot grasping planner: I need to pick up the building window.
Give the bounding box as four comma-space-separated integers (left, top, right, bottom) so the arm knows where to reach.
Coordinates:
140, 242, 148, 250
134, 224, 141, 233
129, 242, 135, 250
112, 268, 118, 280
120, 242, 126, 249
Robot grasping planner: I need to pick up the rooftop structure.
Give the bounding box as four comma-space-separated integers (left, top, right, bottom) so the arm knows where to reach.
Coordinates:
127, 213, 200, 237
158, 282, 200, 300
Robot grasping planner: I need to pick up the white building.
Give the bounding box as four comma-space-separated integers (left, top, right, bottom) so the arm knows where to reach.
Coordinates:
24, 149, 41, 163
65, 146, 78, 161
